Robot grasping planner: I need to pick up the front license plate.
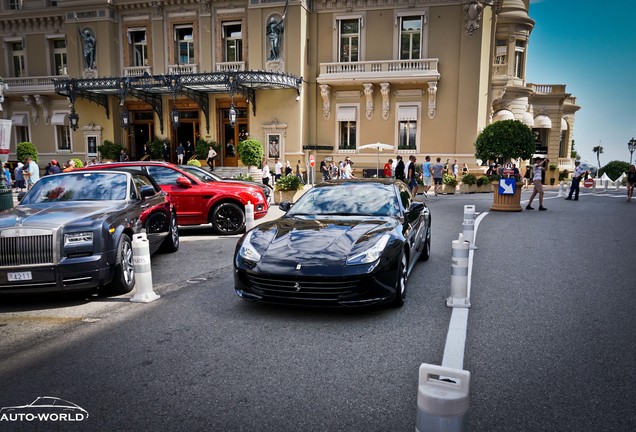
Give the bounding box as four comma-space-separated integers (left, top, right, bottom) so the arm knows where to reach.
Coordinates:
8, 271, 33, 281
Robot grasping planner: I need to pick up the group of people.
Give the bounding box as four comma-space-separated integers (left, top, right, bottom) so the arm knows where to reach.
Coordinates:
175, 141, 195, 165
389, 155, 452, 197
319, 158, 357, 181
2, 157, 40, 192
261, 158, 308, 188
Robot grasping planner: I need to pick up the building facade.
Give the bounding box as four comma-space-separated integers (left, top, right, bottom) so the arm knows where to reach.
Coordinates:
0, 0, 579, 174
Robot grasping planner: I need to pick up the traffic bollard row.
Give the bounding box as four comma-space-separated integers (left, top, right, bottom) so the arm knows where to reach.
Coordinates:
446, 233, 471, 308
245, 201, 255, 232
461, 205, 476, 249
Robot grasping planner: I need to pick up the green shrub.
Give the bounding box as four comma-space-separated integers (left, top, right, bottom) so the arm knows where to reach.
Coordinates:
237, 139, 264, 170
72, 158, 84, 168
475, 120, 534, 162
549, 163, 558, 171
275, 174, 303, 191
461, 173, 477, 185
234, 173, 254, 182
97, 140, 123, 161
442, 173, 458, 187
477, 175, 491, 186
187, 159, 201, 167
17, 142, 38, 163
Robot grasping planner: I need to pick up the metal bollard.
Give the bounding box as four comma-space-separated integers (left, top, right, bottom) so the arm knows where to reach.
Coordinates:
447, 233, 470, 308
130, 233, 160, 303
245, 201, 255, 231
416, 363, 471, 432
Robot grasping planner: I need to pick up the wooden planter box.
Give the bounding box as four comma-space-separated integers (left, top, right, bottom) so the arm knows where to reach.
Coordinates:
490, 182, 522, 212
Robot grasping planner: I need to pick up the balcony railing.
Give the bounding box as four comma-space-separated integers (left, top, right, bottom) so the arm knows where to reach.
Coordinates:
2, 76, 61, 94
123, 66, 152, 77
215, 61, 246, 72
529, 84, 567, 94
168, 64, 198, 74
318, 59, 439, 82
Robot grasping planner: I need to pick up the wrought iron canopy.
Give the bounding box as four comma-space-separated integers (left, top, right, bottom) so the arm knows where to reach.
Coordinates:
54, 70, 303, 134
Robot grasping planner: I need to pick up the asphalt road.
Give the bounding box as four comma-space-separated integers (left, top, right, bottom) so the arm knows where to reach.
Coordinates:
0, 187, 634, 431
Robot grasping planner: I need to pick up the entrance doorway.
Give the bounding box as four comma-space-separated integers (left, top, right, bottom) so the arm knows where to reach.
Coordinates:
170, 110, 199, 164
220, 104, 249, 167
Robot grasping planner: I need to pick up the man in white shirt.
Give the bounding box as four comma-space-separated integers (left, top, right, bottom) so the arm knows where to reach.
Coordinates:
274, 158, 283, 182
565, 160, 586, 201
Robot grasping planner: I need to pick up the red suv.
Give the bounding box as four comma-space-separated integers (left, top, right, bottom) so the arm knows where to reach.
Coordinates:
81, 161, 268, 235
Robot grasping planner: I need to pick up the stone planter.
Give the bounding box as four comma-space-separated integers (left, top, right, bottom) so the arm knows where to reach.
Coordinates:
490, 181, 522, 212
274, 189, 298, 204
441, 184, 456, 194
477, 184, 492, 193
459, 184, 477, 194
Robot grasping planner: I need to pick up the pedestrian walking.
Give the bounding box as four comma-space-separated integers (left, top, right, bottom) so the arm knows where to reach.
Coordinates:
14, 162, 25, 191
523, 165, 532, 189
407, 155, 419, 194
262, 159, 272, 187
422, 156, 433, 195
23, 157, 40, 190
565, 160, 586, 201
176, 143, 185, 164
394, 155, 405, 181
432, 157, 445, 196
526, 157, 549, 211
384, 159, 393, 178
626, 164, 636, 202
207, 145, 217, 171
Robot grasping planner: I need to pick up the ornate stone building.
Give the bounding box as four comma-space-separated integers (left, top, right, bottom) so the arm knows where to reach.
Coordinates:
0, 0, 578, 173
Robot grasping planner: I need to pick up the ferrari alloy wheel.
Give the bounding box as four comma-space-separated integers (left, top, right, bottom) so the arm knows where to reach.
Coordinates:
211, 202, 246, 235
393, 250, 408, 307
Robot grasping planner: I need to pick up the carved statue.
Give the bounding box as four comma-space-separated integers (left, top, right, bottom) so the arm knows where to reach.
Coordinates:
266, 1, 288, 61
79, 27, 96, 70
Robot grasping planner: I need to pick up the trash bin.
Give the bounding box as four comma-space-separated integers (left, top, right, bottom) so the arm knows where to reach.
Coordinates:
0, 188, 13, 212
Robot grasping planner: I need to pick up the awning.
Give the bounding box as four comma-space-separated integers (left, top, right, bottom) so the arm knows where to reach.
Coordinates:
337, 106, 357, 122
50, 113, 69, 126
493, 109, 514, 122
561, 118, 568, 131
533, 115, 552, 129
522, 111, 534, 127
397, 105, 418, 121
11, 114, 28, 126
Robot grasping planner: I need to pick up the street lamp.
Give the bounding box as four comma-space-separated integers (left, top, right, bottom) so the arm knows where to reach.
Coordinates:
120, 109, 130, 128
171, 106, 180, 129
628, 137, 636, 165
228, 103, 237, 127
69, 109, 79, 131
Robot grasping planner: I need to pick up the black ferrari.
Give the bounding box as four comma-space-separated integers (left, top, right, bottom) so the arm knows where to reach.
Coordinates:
234, 178, 431, 307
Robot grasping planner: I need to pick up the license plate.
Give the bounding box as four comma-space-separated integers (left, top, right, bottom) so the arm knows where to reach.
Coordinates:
7, 271, 32, 281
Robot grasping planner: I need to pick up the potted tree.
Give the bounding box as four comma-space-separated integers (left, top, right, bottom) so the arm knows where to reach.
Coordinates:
475, 120, 534, 211
237, 138, 264, 183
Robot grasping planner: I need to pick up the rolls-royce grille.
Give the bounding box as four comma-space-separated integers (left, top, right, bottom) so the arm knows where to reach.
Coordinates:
246, 274, 361, 301
0, 235, 54, 266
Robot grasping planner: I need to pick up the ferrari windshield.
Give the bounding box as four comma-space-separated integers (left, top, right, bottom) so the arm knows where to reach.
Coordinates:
288, 182, 400, 217
21, 172, 128, 204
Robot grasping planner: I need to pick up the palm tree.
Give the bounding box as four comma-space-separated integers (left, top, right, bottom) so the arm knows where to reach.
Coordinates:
592, 144, 603, 174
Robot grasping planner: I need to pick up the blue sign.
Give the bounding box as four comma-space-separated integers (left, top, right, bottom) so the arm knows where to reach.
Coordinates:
498, 178, 516, 195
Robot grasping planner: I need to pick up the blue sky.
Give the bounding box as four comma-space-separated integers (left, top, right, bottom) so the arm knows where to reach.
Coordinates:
525, 0, 636, 167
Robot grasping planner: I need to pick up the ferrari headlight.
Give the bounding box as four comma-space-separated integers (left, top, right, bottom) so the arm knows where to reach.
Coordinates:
238, 231, 262, 262
64, 231, 94, 246
346, 234, 390, 265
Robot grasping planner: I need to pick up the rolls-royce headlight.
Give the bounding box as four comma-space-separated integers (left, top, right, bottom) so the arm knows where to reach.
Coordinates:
346, 234, 390, 265
238, 231, 262, 262
64, 232, 94, 246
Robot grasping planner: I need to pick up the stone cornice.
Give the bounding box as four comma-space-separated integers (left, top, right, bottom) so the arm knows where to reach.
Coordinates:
315, 0, 467, 11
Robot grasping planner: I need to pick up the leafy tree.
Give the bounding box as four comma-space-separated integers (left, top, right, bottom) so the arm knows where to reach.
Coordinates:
17, 142, 38, 163
475, 120, 534, 163
97, 140, 123, 161
599, 160, 629, 181
570, 139, 579, 160
237, 138, 264, 173
592, 145, 603, 172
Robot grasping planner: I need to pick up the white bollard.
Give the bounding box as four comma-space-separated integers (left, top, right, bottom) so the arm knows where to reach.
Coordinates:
416, 363, 471, 432
447, 234, 471, 308
130, 233, 160, 303
245, 201, 255, 231
461, 205, 476, 248
557, 181, 565, 197
615, 180, 621, 191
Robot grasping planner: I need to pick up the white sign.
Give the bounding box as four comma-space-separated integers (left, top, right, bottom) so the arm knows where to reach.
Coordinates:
0, 119, 11, 163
